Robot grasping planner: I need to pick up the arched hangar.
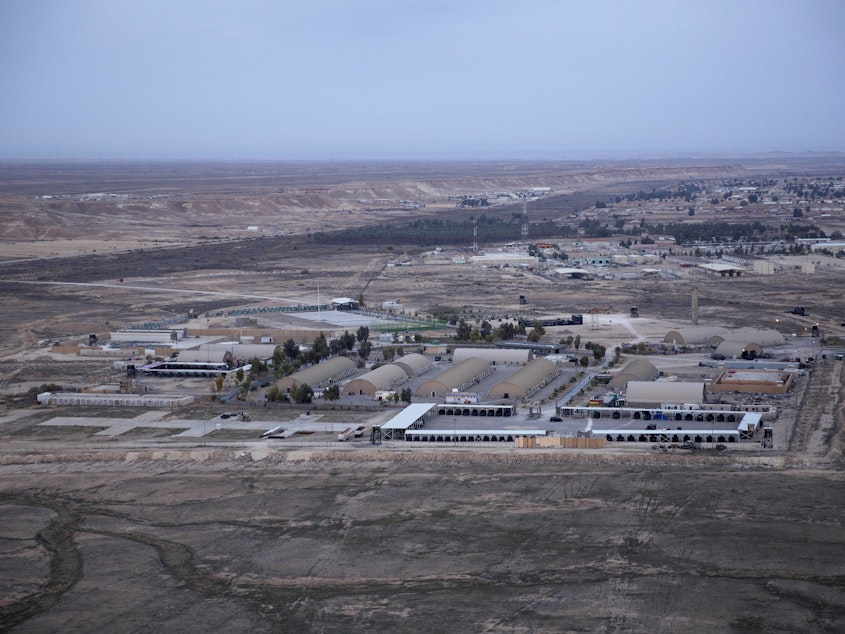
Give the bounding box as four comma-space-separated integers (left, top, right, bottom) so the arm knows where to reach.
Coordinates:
488, 358, 560, 400
275, 357, 357, 394
415, 358, 493, 398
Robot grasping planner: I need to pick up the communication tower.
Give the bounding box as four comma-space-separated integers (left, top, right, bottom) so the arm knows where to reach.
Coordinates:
521, 197, 529, 240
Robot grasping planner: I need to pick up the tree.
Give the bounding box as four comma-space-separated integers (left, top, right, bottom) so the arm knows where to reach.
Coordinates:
382, 347, 395, 362
358, 341, 372, 361
324, 384, 340, 400
357, 292, 366, 308
266, 384, 284, 402
248, 357, 267, 378
283, 338, 299, 360
579, 355, 590, 368
214, 375, 224, 393
573, 334, 581, 350
235, 367, 244, 384
272, 346, 285, 367
479, 320, 492, 338
356, 325, 370, 343
527, 322, 545, 342
292, 383, 313, 404
456, 318, 472, 340
340, 330, 356, 350
496, 322, 515, 340
312, 332, 329, 360
592, 344, 606, 360
793, 207, 804, 218
400, 387, 412, 403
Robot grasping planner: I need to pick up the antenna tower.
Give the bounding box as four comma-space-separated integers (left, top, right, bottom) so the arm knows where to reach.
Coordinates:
521, 196, 529, 240
473, 218, 478, 254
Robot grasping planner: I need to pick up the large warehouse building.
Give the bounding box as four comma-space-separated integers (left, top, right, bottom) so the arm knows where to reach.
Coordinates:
663, 327, 729, 347
183, 343, 281, 364
625, 380, 705, 407
487, 358, 560, 400
608, 359, 659, 389
345, 363, 409, 396
452, 348, 530, 366
713, 328, 784, 348
275, 357, 357, 394
415, 358, 494, 398
713, 340, 764, 359
393, 353, 434, 378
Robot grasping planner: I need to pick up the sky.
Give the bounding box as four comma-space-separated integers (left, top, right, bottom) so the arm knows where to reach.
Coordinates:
1, 0, 844, 160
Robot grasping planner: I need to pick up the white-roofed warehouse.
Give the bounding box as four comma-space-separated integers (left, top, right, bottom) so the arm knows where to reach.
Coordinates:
452, 348, 530, 366
182, 343, 280, 364
176, 349, 234, 365
488, 358, 560, 400
345, 363, 409, 396
625, 380, 705, 407
415, 358, 494, 398
275, 357, 357, 394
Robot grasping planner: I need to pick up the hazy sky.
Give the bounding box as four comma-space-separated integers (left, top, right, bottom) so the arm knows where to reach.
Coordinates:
1, 0, 843, 160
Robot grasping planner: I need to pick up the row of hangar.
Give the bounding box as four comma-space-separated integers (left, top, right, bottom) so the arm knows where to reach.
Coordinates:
662, 327, 785, 358
274, 349, 561, 401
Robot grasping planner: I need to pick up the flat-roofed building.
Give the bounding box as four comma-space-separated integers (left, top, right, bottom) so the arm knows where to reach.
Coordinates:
625, 380, 705, 407
711, 369, 793, 394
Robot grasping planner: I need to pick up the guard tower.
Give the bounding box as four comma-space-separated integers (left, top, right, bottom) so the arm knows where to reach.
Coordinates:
762, 427, 773, 449
370, 425, 382, 446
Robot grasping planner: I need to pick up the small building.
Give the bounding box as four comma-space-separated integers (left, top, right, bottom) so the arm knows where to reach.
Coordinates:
444, 391, 480, 404
332, 297, 359, 310
698, 262, 745, 277
110, 329, 184, 344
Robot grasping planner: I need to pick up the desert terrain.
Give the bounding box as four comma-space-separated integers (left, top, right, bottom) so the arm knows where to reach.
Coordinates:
1, 158, 845, 632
